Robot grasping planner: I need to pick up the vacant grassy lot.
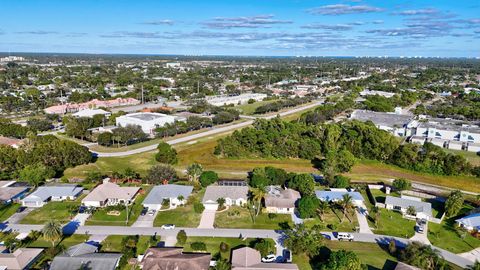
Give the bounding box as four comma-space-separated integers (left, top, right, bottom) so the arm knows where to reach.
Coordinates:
0, 203, 21, 222
303, 208, 359, 232
214, 206, 293, 230
181, 237, 275, 260
234, 100, 278, 115
100, 235, 157, 255
20, 200, 80, 225
369, 208, 416, 238
153, 204, 202, 227
86, 186, 151, 226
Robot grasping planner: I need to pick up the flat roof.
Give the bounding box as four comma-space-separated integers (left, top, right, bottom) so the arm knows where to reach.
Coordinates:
350, 110, 413, 127
123, 112, 171, 121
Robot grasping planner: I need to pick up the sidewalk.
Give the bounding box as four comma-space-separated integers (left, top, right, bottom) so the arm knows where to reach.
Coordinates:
356, 206, 373, 234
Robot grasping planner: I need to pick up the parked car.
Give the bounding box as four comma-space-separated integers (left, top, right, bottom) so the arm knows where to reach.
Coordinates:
337, 232, 354, 241
161, 224, 175, 230
140, 207, 148, 216
147, 209, 156, 216
416, 223, 425, 233
16, 207, 26, 213
282, 249, 292, 263
78, 206, 87, 214
261, 254, 276, 263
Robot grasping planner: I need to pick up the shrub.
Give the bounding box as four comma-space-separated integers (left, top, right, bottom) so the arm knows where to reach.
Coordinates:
392, 178, 411, 191
267, 213, 277, 220
327, 224, 337, 230
219, 241, 229, 252
193, 202, 205, 214
177, 230, 187, 245
199, 171, 219, 187
190, 241, 207, 251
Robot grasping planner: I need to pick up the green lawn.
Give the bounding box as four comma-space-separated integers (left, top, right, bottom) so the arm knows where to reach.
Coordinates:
20, 200, 80, 224
181, 237, 275, 260
85, 186, 151, 226
27, 234, 90, 248
303, 208, 359, 232
214, 206, 293, 230
234, 100, 278, 115
0, 203, 21, 222
428, 205, 480, 253
100, 235, 157, 255
153, 204, 202, 227
369, 209, 416, 238
427, 199, 445, 219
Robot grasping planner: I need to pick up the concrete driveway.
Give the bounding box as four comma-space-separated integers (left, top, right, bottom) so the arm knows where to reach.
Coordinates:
132, 211, 158, 227
356, 205, 373, 234
5, 207, 34, 224
72, 213, 91, 226
198, 209, 216, 228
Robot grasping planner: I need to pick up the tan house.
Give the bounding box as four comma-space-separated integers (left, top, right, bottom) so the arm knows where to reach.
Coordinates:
265, 186, 301, 214
0, 248, 43, 270
231, 247, 298, 270
82, 180, 140, 208
140, 247, 211, 270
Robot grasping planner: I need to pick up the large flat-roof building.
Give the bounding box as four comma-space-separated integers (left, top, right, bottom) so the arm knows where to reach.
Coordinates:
350, 110, 415, 137
116, 112, 177, 134
205, 93, 267, 106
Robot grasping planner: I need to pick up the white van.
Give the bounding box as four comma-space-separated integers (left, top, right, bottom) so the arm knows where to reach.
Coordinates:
337, 233, 354, 241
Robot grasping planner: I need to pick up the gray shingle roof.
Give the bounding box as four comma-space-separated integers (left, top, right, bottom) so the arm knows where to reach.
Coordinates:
385, 196, 432, 217
50, 243, 122, 270
22, 185, 83, 203
202, 186, 248, 203
143, 184, 193, 205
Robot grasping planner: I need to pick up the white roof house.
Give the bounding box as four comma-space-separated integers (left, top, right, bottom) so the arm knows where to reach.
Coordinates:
385, 195, 432, 220
456, 213, 480, 231
0, 248, 44, 270
82, 182, 140, 208
115, 112, 177, 134
202, 186, 248, 210
21, 185, 84, 207
315, 190, 364, 207
142, 184, 193, 210
72, 108, 111, 118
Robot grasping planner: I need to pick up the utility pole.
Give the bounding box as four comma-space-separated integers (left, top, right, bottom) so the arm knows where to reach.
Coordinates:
141, 85, 144, 104
125, 202, 129, 225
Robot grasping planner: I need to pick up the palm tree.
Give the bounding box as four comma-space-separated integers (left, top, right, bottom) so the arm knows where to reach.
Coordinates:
42, 220, 63, 247
186, 163, 203, 183
217, 197, 226, 210
406, 206, 417, 217
316, 200, 329, 222
340, 194, 353, 222
370, 206, 380, 228
250, 188, 266, 217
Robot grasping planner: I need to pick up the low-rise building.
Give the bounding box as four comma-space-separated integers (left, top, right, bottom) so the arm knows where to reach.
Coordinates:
455, 213, 480, 231
115, 112, 177, 134
72, 108, 111, 118
231, 247, 298, 270
21, 185, 83, 207
82, 181, 140, 208
350, 110, 415, 137
264, 186, 301, 214
50, 243, 122, 270
0, 184, 29, 204
205, 93, 267, 106
315, 190, 364, 207
0, 248, 43, 270
385, 195, 432, 220
202, 186, 248, 210
140, 247, 211, 270
359, 89, 396, 98
142, 184, 193, 210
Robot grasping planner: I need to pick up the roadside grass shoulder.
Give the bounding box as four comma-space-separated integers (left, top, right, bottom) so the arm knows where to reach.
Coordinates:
0, 203, 20, 222
214, 206, 293, 230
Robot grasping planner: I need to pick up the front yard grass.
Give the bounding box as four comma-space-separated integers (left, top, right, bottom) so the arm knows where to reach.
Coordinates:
0, 203, 21, 222
369, 209, 416, 238
214, 206, 293, 230
303, 208, 359, 232
27, 234, 89, 248
19, 200, 80, 224
180, 237, 275, 260
153, 204, 202, 227
85, 186, 151, 226
100, 235, 157, 255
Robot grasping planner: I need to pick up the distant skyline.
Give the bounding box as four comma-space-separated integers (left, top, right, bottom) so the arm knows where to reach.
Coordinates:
0, 0, 479, 57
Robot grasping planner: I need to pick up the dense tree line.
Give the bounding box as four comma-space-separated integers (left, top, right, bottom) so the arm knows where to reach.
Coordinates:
64, 115, 106, 140
0, 135, 92, 179
301, 95, 355, 125
215, 118, 479, 177
97, 125, 148, 147
0, 118, 32, 138
414, 92, 480, 121
254, 97, 311, 114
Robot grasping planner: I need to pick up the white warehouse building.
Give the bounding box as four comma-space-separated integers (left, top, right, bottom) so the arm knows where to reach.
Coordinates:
116, 112, 177, 135
206, 93, 268, 106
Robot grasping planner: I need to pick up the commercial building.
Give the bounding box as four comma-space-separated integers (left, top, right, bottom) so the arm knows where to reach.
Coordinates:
359, 89, 396, 98
44, 97, 140, 114
72, 108, 111, 118
205, 93, 267, 106
115, 112, 177, 134
350, 110, 415, 137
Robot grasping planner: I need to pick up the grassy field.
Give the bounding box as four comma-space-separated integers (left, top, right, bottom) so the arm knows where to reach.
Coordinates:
444, 149, 480, 166
214, 206, 293, 229
369, 209, 416, 238
234, 100, 278, 115
20, 200, 80, 225
27, 234, 90, 248
100, 235, 157, 255
303, 207, 358, 232
153, 204, 202, 227
180, 237, 275, 260
0, 203, 20, 222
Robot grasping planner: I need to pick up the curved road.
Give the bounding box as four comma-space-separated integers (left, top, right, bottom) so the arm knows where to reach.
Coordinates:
91, 100, 324, 157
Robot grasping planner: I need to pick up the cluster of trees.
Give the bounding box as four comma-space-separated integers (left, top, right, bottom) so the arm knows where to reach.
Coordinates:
97, 125, 148, 147
215, 118, 479, 177
156, 116, 213, 138
64, 115, 106, 140
254, 97, 311, 114
414, 92, 480, 121
301, 96, 355, 125
0, 135, 92, 181
363, 91, 418, 112
0, 118, 32, 138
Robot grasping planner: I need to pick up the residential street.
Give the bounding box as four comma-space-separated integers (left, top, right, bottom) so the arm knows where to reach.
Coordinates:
1, 223, 475, 268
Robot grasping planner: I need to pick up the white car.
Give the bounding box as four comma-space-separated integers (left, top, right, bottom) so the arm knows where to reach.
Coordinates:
161, 224, 175, 230
261, 254, 276, 263
337, 233, 354, 241
147, 209, 156, 216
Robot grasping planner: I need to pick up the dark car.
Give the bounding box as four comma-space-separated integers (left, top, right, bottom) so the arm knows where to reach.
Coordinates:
282, 249, 292, 263
16, 206, 26, 213
78, 206, 87, 214
140, 207, 148, 216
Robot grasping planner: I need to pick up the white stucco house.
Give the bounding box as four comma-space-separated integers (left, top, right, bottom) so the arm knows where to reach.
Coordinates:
264, 186, 301, 214
81, 181, 140, 208
142, 184, 193, 210
456, 213, 480, 231
385, 195, 432, 220
22, 185, 84, 208
202, 186, 248, 210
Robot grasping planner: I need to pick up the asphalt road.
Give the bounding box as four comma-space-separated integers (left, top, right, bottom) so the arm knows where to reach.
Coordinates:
91, 100, 324, 157
2, 223, 475, 268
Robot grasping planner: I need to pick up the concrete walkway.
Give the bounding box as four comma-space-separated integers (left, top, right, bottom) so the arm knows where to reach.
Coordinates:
356, 206, 373, 234
198, 209, 216, 229
458, 247, 480, 262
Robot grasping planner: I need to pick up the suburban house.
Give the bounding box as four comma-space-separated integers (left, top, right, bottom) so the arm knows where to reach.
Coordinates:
0, 137, 23, 149
394, 262, 421, 270
264, 186, 301, 214
385, 195, 432, 220
315, 190, 365, 207
231, 247, 299, 270
0, 248, 43, 270
0, 181, 29, 204
82, 181, 140, 208
140, 247, 211, 270
455, 213, 480, 231
202, 186, 249, 210
142, 184, 193, 210
21, 185, 84, 208
50, 243, 122, 270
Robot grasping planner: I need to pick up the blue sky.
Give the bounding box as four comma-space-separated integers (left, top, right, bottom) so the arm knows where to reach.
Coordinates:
0, 0, 479, 57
